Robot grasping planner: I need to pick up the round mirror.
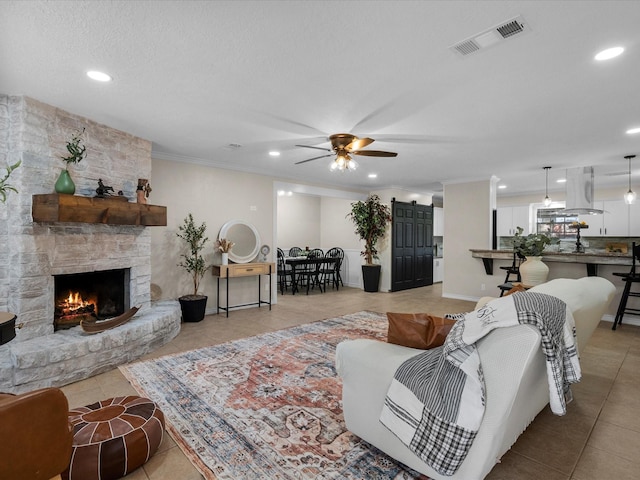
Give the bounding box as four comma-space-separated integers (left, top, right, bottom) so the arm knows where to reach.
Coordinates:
218, 220, 261, 264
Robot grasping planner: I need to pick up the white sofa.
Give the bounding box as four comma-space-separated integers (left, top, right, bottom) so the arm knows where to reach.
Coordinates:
335, 277, 615, 480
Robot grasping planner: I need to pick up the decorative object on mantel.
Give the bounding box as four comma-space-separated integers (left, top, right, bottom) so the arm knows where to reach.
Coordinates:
95, 178, 115, 197
215, 237, 234, 265
512, 226, 552, 286
0, 159, 21, 203
56, 127, 86, 195
177, 213, 210, 322
136, 178, 152, 204
80, 305, 140, 334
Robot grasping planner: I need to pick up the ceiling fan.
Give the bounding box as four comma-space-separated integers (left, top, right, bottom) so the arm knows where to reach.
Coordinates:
295, 134, 398, 171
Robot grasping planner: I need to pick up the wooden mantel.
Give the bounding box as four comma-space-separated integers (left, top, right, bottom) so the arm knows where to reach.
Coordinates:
32, 194, 167, 226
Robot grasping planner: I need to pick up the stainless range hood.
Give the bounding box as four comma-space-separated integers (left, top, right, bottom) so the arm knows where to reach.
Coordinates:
561, 166, 604, 215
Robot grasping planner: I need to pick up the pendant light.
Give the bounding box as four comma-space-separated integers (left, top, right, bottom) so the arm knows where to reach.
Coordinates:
543, 166, 552, 207
624, 155, 636, 205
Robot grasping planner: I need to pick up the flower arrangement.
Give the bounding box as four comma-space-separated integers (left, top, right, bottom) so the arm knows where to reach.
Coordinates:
512, 226, 552, 257
215, 238, 234, 253
61, 128, 87, 167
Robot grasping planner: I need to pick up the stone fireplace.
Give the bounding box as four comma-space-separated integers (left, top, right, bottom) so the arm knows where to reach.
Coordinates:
0, 95, 181, 393
54, 268, 130, 330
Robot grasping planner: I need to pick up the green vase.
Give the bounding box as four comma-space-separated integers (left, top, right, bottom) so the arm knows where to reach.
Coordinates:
55, 169, 75, 195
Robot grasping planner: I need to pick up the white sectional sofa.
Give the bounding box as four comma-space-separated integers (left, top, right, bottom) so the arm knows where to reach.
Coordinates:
335, 277, 615, 480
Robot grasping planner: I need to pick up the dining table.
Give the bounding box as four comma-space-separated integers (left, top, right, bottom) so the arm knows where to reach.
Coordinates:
285, 256, 338, 294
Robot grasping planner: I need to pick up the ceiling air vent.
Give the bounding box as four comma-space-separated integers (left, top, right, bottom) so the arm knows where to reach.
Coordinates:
450, 15, 529, 57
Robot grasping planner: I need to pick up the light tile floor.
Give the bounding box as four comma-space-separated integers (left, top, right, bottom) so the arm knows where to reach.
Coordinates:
61, 284, 640, 479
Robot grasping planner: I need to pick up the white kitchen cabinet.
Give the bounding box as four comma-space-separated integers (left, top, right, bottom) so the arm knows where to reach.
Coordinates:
497, 205, 530, 237
433, 207, 444, 237
433, 258, 444, 283
579, 200, 630, 236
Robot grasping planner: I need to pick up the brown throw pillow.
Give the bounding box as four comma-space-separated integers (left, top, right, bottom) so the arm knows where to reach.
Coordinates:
387, 312, 456, 350
504, 283, 527, 296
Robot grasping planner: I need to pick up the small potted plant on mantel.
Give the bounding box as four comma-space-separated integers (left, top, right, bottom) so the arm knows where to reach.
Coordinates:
56, 127, 86, 195
347, 194, 392, 292
176, 213, 210, 322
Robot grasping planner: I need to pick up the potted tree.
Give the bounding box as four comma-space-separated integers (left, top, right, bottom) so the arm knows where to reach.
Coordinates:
347, 194, 392, 292
176, 213, 210, 322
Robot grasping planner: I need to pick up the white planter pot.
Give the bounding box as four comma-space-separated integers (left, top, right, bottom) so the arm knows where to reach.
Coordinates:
221, 252, 229, 265
519, 256, 549, 286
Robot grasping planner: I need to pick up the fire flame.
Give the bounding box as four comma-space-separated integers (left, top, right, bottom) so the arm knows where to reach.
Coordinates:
59, 291, 95, 315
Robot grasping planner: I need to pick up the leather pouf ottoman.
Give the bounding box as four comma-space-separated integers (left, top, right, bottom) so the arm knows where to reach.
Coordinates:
63, 396, 165, 480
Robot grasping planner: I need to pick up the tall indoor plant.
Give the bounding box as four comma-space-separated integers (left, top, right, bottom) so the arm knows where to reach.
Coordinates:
512, 226, 552, 286
347, 194, 392, 292
176, 213, 210, 322
57, 127, 86, 194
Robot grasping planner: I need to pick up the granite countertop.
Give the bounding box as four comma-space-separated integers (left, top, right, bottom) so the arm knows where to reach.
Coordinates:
470, 249, 631, 258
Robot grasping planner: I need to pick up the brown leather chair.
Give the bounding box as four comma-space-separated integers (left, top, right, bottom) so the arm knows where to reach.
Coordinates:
0, 387, 73, 480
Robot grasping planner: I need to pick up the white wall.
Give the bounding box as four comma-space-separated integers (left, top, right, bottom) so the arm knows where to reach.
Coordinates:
276, 194, 321, 250
150, 158, 275, 310
442, 180, 493, 301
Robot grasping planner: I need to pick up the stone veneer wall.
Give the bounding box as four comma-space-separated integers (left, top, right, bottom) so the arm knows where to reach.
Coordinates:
0, 95, 180, 393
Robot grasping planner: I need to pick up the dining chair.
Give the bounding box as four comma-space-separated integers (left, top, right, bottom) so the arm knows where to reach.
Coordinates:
296, 249, 324, 294
321, 247, 343, 290
277, 248, 293, 294
288, 247, 302, 257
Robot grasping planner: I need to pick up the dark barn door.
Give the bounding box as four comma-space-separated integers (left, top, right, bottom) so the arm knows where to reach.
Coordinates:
391, 200, 433, 292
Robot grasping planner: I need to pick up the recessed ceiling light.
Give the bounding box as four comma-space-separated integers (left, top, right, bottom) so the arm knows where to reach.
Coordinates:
594, 46, 624, 61
368, 173, 377, 178
556, 178, 567, 183
626, 127, 640, 135
498, 185, 506, 189
86, 70, 112, 82
269, 151, 280, 157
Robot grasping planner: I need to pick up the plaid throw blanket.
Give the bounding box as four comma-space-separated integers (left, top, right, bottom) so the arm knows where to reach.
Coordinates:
379, 292, 580, 476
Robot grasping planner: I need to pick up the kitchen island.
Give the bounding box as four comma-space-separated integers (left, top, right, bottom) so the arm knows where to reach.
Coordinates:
470, 249, 633, 277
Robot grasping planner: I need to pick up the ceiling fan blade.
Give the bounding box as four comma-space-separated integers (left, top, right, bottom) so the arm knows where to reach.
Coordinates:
295, 144, 332, 152
346, 137, 374, 151
294, 154, 334, 165
352, 150, 398, 157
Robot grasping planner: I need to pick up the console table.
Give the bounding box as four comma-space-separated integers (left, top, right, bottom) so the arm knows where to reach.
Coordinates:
212, 262, 275, 317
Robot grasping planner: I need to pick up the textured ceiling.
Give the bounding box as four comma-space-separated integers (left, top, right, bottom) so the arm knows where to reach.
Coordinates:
1, 1, 639, 198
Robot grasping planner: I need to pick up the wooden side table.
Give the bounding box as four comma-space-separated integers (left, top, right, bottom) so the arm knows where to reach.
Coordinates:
0, 312, 17, 345
212, 262, 275, 317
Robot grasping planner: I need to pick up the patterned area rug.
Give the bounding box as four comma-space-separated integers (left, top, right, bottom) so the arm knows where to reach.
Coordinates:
120, 311, 425, 479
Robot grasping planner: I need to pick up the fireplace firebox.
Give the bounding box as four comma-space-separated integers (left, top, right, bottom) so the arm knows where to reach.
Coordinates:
54, 269, 130, 330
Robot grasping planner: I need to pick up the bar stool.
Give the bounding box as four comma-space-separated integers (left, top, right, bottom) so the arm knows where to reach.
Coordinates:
497, 251, 525, 297
612, 242, 640, 331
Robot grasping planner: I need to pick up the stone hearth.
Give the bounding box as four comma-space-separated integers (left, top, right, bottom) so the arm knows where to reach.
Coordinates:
0, 95, 180, 393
